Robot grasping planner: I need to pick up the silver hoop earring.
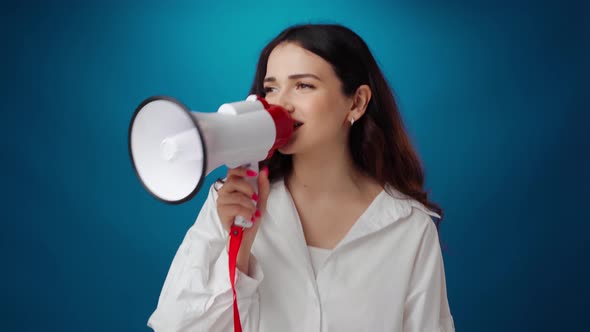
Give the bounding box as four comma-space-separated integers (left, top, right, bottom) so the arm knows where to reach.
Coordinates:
350, 118, 355, 126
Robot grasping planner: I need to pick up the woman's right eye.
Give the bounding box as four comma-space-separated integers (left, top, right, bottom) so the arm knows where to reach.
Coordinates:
263, 86, 277, 93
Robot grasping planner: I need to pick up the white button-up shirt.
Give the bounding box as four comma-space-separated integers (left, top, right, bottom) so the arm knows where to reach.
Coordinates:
147, 179, 455, 332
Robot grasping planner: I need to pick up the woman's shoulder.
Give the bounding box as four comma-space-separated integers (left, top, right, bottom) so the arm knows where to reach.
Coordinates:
379, 184, 441, 229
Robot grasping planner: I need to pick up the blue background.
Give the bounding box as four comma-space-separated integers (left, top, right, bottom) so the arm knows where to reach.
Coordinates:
2, 0, 588, 331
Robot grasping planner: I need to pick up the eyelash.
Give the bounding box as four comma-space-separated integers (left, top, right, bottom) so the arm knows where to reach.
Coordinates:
296, 83, 315, 90
263, 82, 315, 93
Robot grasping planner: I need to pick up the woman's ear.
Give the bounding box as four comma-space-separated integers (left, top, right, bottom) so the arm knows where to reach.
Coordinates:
349, 84, 372, 120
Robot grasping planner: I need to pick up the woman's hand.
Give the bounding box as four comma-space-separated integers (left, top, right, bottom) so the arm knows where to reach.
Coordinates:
216, 165, 270, 275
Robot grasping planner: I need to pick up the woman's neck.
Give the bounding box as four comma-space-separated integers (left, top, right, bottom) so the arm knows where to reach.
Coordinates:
285, 143, 373, 197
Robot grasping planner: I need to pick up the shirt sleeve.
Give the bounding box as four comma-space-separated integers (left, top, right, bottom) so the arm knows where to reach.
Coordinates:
147, 184, 264, 332
403, 212, 455, 332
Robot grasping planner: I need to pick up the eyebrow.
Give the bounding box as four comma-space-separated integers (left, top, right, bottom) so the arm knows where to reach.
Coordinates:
263, 73, 321, 83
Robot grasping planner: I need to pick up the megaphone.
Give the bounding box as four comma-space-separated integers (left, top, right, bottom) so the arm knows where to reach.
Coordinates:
128, 94, 293, 227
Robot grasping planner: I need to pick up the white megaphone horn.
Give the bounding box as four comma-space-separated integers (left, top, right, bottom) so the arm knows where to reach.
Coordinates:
128, 94, 294, 227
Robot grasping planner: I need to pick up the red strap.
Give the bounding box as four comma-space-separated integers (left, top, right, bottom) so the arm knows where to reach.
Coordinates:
229, 225, 244, 332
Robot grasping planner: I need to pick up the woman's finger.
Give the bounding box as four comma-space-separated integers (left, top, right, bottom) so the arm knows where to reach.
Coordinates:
257, 166, 270, 213
217, 192, 257, 214
227, 166, 259, 179
219, 177, 258, 200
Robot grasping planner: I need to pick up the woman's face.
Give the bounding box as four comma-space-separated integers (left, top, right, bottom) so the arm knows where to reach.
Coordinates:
263, 42, 353, 155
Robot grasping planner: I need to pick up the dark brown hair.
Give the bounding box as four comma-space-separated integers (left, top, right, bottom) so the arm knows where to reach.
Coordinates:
250, 24, 443, 228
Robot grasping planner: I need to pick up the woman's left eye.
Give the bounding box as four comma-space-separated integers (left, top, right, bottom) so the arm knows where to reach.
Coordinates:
296, 82, 315, 90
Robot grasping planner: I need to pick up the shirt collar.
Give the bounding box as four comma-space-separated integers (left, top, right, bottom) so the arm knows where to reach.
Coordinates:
265, 179, 440, 249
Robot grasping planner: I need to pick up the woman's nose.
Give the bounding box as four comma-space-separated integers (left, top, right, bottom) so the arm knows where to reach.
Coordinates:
284, 104, 295, 113
272, 93, 294, 113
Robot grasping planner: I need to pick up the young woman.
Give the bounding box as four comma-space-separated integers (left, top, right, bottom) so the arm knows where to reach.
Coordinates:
148, 24, 455, 332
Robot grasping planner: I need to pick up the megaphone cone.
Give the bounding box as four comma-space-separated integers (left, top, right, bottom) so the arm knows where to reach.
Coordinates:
128, 95, 293, 209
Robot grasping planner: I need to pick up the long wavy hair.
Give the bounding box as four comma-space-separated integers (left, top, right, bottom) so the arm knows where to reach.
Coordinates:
250, 24, 444, 228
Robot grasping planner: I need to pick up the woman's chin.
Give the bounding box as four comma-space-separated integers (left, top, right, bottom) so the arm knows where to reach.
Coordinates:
277, 133, 298, 155
277, 144, 295, 155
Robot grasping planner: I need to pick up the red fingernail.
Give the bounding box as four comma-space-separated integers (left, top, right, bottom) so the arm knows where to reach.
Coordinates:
252, 192, 259, 202
263, 166, 269, 176
250, 216, 255, 222
255, 210, 261, 218
246, 169, 258, 177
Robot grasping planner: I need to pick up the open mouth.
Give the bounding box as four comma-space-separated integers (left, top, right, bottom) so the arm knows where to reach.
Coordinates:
294, 121, 304, 129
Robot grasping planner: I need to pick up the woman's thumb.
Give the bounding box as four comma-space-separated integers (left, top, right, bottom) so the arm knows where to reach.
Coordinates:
257, 166, 270, 213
